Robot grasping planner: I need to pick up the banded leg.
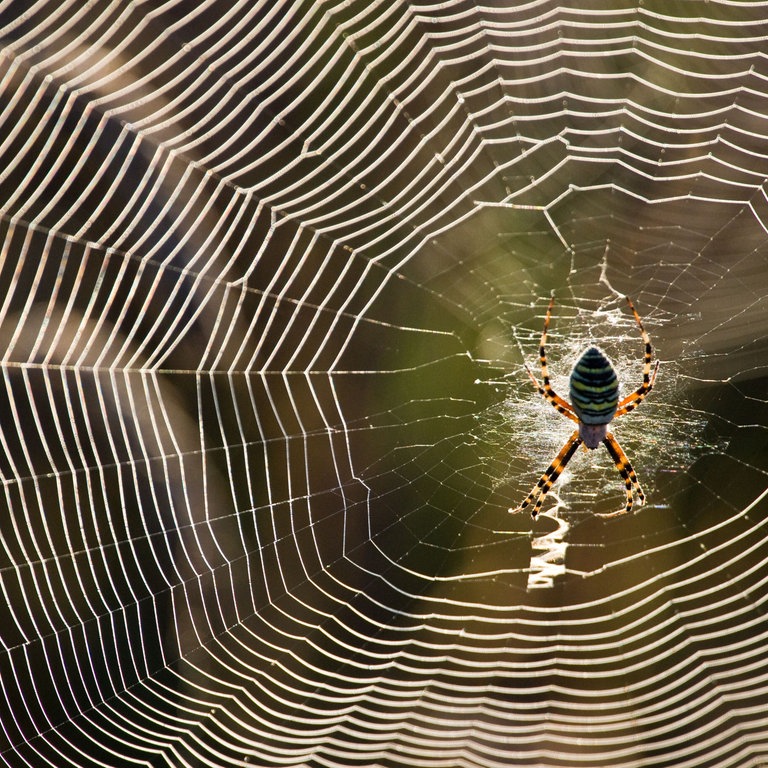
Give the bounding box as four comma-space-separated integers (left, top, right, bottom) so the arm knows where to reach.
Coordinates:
513, 430, 582, 519
616, 360, 659, 417
598, 432, 645, 518
528, 297, 578, 422
525, 364, 578, 422
616, 297, 659, 417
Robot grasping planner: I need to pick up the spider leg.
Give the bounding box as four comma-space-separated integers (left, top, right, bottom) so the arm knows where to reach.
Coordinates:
527, 297, 578, 422
512, 430, 582, 519
616, 360, 659, 417
597, 432, 645, 518
616, 297, 659, 418
525, 363, 579, 422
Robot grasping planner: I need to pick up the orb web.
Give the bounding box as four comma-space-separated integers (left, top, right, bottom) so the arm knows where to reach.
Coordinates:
1, 2, 767, 767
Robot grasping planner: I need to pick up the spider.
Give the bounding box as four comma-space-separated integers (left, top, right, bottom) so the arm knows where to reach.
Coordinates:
512, 296, 660, 520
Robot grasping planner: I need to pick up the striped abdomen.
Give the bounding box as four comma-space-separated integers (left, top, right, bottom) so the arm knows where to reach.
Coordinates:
569, 346, 619, 426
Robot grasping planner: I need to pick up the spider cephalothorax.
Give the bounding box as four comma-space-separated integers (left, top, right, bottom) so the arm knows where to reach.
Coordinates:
512, 297, 660, 519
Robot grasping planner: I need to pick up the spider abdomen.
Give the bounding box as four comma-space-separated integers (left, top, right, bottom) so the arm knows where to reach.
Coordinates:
569, 346, 619, 426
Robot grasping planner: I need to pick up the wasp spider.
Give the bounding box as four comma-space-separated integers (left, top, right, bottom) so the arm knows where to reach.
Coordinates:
512, 297, 659, 519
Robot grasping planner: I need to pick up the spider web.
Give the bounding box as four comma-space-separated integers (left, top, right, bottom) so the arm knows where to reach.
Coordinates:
1, 1, 767, 766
